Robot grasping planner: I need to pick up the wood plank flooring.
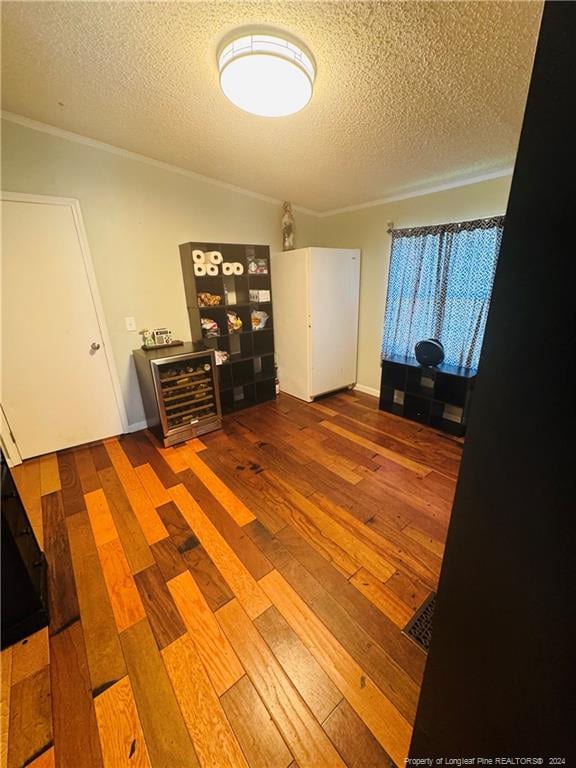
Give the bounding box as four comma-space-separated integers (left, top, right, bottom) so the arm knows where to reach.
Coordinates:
3, 391, 461, 768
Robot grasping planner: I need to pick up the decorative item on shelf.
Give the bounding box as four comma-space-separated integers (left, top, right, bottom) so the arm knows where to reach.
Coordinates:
141, 328, 154, 348
152, 327, 172, 345
201, 317, 219, 337
414, 339, 445, 367
249, 289, 271, 302
215, 349, 229, 365
247, 256, 268, 274
197, 292, 222, 307
227, 310, 242, 333
140, 327, 184, 350
282, 201, 295, 251
251, 310, 269, 330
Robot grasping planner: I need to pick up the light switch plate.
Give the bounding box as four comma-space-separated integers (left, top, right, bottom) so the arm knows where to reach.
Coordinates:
125, 316, 137, 331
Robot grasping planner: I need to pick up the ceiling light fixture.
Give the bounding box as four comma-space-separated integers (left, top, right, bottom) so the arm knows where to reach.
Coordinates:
218, 29, 316, 117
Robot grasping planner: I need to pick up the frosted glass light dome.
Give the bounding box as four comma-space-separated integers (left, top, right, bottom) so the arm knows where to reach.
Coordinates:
218, 31, 316, 117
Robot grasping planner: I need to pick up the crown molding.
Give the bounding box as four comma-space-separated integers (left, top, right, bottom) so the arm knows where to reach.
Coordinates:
315, 167, 514, 217
2, 110, 514, 218
1, 110, 318, 216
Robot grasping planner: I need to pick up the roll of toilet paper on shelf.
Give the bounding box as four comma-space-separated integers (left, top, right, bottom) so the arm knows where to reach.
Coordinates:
232, 262, 244, 275
192, 249, 205, 263
222, 263, 234, 276
206, 251, 223, 265
194, 263, 207, 276
206, 264, 219, 276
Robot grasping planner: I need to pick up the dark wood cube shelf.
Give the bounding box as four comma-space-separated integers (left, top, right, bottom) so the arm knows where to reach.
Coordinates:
180, 241, 276, 414
379, 354, 476, 436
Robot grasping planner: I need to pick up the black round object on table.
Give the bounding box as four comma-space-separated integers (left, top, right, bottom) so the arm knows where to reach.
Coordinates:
414, 339, 445, 366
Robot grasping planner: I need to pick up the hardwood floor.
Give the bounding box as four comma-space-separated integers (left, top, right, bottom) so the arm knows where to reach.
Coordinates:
2, 391, 461, 768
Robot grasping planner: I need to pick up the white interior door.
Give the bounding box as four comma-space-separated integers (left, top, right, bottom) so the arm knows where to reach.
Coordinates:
309, 247, 361, 397
1, 196, 125, 459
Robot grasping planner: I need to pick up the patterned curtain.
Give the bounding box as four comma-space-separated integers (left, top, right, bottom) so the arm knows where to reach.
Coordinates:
381, 217, 504, 369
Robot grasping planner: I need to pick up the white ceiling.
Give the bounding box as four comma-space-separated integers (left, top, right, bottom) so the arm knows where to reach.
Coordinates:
1, 1, 542, 213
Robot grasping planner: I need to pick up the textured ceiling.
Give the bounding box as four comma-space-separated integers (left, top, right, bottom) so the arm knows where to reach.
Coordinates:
1, 1, 542, 212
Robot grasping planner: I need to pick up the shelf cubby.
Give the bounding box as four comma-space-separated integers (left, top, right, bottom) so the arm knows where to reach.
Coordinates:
434, 373, 468, 407
254, 354, 275, 380
381, 360, 407, 390
219, 388, 234, 414
404, 393, 431, 424
228, 332, 253, 359
247, 273, 271, 289
218, 364, 233, 390
255, 378, 276, 402
199, 306, 227, 338
223, 275, 250, 305
231, 359, 254, 386
232, 383, 256, 410
253, 328, 274, 356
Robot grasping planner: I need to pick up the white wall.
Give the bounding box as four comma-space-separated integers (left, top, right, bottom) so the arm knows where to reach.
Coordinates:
1, 118, 317, 426
315, 177, 513, 394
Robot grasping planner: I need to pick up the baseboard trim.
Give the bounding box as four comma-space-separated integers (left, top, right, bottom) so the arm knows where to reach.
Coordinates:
126, 420, 148, 433
354, 384, 380, 398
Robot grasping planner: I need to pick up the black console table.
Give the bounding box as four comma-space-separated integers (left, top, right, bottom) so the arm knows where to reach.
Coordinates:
1, 450, 49, 648
379, 354, 476, 436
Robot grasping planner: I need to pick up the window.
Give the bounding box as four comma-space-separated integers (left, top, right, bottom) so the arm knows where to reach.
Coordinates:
381, 217, 504, 369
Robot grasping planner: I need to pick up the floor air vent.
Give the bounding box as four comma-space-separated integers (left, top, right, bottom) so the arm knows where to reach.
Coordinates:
403, 592, 436, 652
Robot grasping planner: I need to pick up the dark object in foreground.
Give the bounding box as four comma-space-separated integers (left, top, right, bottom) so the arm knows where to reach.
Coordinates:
1, 449, 49, 648
410, 3, 576, 761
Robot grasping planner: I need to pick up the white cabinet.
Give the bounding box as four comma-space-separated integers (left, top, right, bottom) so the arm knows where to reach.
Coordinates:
271, 247, 361, 402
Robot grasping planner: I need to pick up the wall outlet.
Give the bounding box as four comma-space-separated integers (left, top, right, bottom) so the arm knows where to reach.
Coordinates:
124, 316, 137, 331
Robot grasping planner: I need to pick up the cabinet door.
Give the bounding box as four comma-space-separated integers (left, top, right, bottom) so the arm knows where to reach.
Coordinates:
309, 248, 361, 398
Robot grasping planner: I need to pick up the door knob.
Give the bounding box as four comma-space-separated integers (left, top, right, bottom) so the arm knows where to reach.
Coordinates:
91, 342, 101, 351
